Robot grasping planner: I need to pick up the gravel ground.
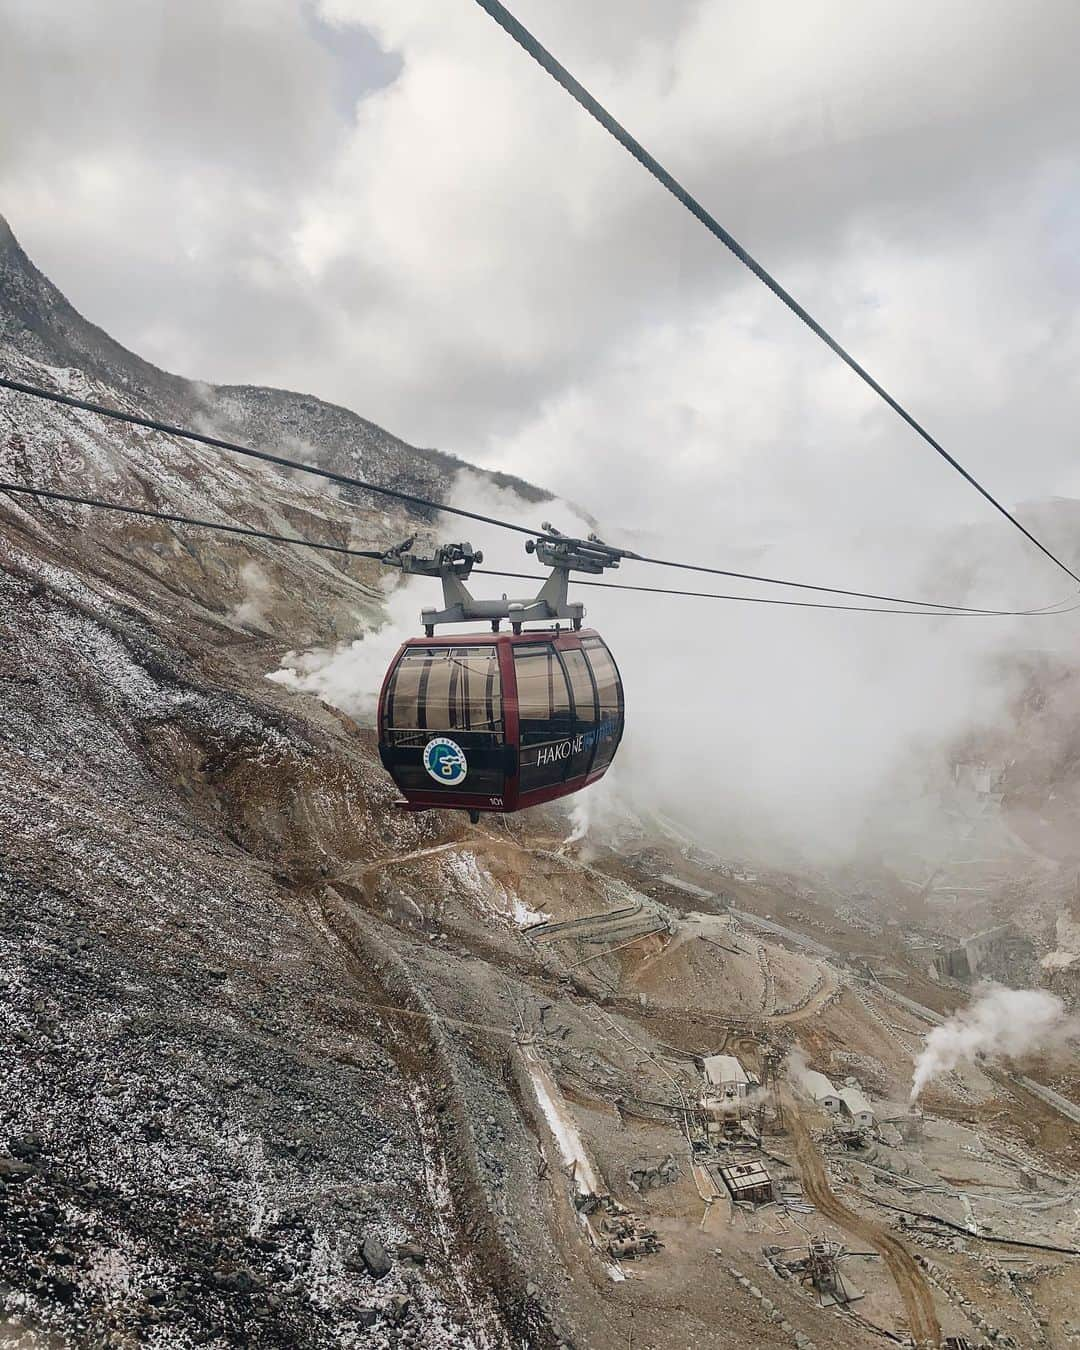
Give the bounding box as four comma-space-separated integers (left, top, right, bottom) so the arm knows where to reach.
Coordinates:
0, 536, 514, 1348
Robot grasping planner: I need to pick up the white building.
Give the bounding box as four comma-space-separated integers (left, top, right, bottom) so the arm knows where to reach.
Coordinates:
838, 1086, 875, 1130
800, 1069, 842, 1113
703, 1054, 751, 1101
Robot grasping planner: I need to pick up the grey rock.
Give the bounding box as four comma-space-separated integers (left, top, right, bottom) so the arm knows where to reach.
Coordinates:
384, 1293, 410, 1325
361, 1231, 392, 1279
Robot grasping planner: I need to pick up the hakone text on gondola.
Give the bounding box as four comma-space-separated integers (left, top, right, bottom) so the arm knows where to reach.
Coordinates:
533, 718, 619, 767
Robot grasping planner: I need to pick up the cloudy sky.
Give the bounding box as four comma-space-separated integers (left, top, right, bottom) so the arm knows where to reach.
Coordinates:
5, 0, 1080, 856
4, 1, 1080, 533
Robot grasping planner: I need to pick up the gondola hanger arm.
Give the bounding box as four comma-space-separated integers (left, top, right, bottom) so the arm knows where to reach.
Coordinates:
381, 528, 622, 635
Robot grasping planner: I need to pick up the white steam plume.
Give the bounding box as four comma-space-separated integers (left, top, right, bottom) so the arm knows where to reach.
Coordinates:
266, 579, 418, 723
564, 797, 590, 846
910, 983, 1079, 1102
785, 1048, 813, 1091
229, 562, 273, 630
444, 475, 1029, 865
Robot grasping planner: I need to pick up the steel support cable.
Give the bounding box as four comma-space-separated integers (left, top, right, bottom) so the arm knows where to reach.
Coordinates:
616, 547, 1078, 615
2, 476, 1075, 617
0, 375, 1066, 616
472, 0, 1080, 589
0, 375, 549, 541
475, 569, 1080, 618
0, 480, 387, 560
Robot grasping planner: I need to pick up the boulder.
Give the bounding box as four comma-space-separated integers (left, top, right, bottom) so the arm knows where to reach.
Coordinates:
361, 1232, 391, 1280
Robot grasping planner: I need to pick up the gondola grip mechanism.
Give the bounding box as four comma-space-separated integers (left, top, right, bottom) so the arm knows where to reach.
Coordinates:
380, 526, 622, 635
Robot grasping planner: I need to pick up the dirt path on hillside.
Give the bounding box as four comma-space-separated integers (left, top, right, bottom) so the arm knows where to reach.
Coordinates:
336, 829, 578, 900
337, 839, 468, 895
782, 1089, 940, 1345
765, 965, 840, 1024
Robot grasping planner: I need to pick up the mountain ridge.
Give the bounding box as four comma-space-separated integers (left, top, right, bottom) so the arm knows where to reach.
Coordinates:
0, 212, 551, 510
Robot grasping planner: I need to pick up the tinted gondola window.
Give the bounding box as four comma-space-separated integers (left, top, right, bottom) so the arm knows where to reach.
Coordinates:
561, 646, 599, 780
581, 637, 623, 773
384, 646, 504, 793
386, 649, 424, 733
422, 651, 453, 730
514, 643, 573, 791
562, 648, 597, 721
455, 647, 503, 732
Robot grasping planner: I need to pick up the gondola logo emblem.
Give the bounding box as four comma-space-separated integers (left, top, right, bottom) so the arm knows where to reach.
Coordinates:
423, 736, 468, 786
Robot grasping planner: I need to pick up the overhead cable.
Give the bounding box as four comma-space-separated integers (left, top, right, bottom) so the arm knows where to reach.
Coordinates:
472, 0, 1080, 588
475, 570, 1080, 619
0, 375, 548, 540
4, 479, 1071, 616
0, 375, 1061, 615
615, 546, 1073, 615
0, 481, 388, 561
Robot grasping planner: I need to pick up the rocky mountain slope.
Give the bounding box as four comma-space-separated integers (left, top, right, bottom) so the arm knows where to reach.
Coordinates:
0, 217, 559, 1348
0, 213, 549, 520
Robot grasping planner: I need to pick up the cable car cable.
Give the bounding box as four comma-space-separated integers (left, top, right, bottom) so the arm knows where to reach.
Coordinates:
0, 480, 389, 560
474, 569, 1080, 618
0, 375, 552, 542
471, 0, 1080, 589
609, 546, 1078, 615
0, 375, 1066, 616
3, 477, 1074, 617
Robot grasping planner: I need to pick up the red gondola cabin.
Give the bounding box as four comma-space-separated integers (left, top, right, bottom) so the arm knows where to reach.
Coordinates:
377, 628, 624, 815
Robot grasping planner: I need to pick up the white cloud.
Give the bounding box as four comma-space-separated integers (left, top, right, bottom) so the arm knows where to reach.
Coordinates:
6, 0, 1079, 475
